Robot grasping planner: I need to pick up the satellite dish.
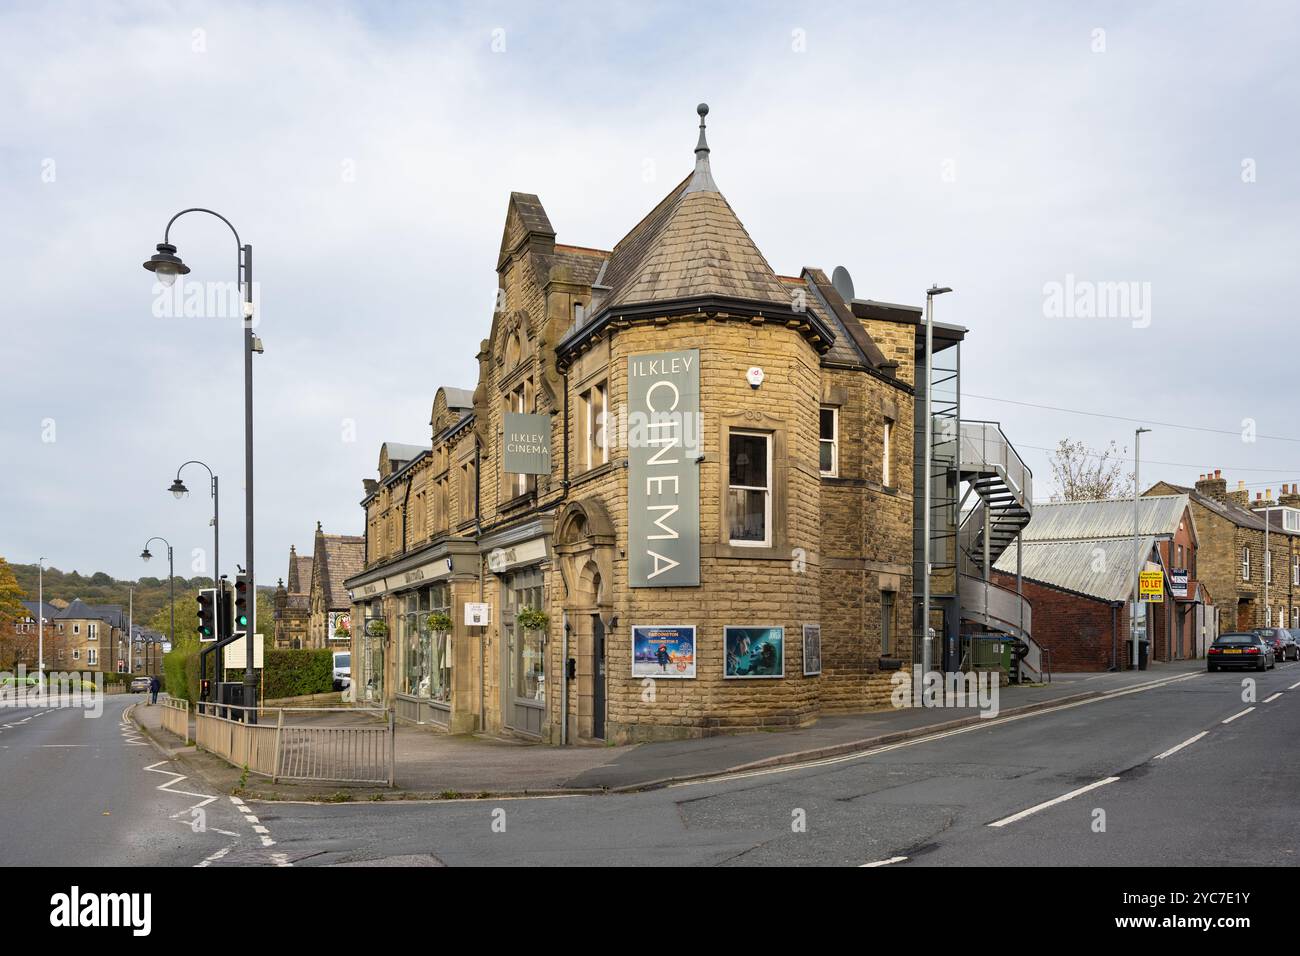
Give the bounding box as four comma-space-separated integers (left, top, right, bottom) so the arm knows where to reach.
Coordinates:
831, 265, 855, 302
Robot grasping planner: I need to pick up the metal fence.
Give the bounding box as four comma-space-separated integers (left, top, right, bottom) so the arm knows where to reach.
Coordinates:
160, 697, 190, 743
192, 702, 394, 786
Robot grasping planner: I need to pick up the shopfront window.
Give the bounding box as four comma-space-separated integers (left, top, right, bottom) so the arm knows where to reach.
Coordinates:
362, 602, 385, 703
506, 569, 545, 704
400, 583, 452, 703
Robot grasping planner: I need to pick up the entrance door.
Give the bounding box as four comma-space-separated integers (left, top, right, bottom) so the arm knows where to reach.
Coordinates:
592, 614, 606, 740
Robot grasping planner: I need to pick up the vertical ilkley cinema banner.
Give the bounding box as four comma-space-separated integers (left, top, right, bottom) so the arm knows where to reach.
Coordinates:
628, 349, 701, 587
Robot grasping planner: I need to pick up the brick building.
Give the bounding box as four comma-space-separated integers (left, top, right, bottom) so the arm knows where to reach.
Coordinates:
992, 494, 1209, 669
1147, 472, 1300, 631
346, 105, 1028, 742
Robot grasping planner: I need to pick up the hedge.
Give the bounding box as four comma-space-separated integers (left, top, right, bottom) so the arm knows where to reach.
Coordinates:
164, 645, 332, 705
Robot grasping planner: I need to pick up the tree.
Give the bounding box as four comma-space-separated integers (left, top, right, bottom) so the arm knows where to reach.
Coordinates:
0, 558, 27, 626
1048, 439, 1134, 501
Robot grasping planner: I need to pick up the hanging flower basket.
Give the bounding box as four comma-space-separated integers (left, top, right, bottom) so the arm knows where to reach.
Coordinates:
366, 620, 388, 638
426, 611, 453, 633
516, 607, 549, 631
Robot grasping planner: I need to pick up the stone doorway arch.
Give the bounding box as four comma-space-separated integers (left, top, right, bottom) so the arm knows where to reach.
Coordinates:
555, 498, 616, 740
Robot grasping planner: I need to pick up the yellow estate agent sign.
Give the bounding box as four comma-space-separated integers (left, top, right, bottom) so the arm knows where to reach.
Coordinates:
1139, 570, 1164, 602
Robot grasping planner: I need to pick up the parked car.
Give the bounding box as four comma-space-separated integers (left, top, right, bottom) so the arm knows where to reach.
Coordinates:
1288, 630, 1300, 661
1208, 632, 1275, 671
1272, 629, 1300, 661
129, 676, 151, 693
332, 651, 351, 691
1253, 628, 1295, 662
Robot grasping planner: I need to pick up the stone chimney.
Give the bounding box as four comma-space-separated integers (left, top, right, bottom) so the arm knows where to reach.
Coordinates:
1226, 478, 1251, 509
1255, 489, 1276, 509
1195, 468, 1227, 500
1278, 483, 1300, 508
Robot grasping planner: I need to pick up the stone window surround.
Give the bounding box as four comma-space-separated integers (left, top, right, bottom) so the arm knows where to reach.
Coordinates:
709, 410, 790, 561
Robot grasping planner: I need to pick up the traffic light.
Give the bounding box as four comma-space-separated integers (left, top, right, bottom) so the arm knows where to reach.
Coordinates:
196, 588, 217, 641
200, 677, 211, 701
234, 573, 250, 634
217, 578, 234, 640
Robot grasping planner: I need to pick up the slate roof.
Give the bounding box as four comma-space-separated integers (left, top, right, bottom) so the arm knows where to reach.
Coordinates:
994, 536, 1162, 603
1152, 483, 1267, 531
20, 601, 59, 622
55, 599, 126, 629
382, 442, 427, 465
315, 534, 365, 611
601, 187, 793, 310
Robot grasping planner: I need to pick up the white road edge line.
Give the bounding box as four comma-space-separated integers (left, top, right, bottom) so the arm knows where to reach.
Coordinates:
1289, 680, 1300, 691
1263, 693, 1282, 703
1154, 731, 1208, 759
987, 777, 1119, 828
860, 856, 908, 867
677, 671, 1204, 788
1222, 707, 1255, 724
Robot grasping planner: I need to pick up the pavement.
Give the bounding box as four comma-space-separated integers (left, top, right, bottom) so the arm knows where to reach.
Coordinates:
132, 661, 1207, 798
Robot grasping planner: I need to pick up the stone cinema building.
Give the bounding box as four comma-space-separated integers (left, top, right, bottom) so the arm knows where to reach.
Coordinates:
344, 105, 1020, 744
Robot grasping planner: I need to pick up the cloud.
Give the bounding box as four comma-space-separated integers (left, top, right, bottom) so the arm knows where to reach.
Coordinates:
2, 0, 1298, 579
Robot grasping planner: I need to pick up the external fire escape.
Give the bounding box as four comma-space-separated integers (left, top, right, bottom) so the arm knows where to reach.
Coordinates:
956, 421, 1045, 681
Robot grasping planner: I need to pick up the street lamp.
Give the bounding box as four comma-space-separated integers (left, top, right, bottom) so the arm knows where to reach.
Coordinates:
141, 536, 174, 677
920, 284, 952, 693
172, 459, 221, 697
1131, 427, 1152, 669
145, 208, 260, 721
37, 556, 46, 696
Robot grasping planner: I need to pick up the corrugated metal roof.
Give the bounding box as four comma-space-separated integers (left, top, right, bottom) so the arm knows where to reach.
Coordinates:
994, 536, 1159, 603
1023, 494, 1191, 542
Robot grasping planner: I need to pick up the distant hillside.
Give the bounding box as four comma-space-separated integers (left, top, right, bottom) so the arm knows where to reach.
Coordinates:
5, 562, 279, 641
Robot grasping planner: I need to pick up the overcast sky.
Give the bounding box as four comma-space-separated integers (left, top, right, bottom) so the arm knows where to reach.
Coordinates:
3, 1, 1298, 584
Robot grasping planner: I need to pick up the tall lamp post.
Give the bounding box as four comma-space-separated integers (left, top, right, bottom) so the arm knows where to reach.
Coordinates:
145, 210, 261, 721
169, 460, 221, 694
1131, 427, 1152, 669
141, 536, 174, 676
920, 284, 952, 693
37, 556, 45, 696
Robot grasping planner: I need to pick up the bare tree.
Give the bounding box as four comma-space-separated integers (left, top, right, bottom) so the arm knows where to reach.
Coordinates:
1048, 439, 1135, 501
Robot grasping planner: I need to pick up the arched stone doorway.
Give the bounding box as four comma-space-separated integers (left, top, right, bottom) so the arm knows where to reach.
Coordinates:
555, 499, 616, 741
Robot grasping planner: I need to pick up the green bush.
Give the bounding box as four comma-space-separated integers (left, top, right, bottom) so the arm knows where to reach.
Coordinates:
165, 644, 332, 704
257, 649, 333, 700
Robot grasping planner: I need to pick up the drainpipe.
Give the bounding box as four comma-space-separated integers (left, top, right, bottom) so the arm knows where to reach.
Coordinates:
561, 612, 569, 746
475, 441, 485, 733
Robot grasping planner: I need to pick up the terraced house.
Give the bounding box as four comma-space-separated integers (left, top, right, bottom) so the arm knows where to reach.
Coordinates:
345, 105, 1033, 743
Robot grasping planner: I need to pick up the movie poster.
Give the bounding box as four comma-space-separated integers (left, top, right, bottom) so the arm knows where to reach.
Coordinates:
724, 626, 784, 679
803, 623, 822, 676
632, 625, 696, 678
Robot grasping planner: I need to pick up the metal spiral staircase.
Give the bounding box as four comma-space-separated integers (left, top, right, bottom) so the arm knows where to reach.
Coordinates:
956, 422, 1044, 680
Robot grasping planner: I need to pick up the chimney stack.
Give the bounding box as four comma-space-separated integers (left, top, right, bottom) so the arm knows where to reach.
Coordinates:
1223, 478, 1250, 509
1196, 470, 1228, 501
1279, 483, 1300, 508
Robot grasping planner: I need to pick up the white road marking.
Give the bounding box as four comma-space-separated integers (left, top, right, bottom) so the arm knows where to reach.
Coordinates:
196, 846, 231, 868
1222, 707, 1255, 724
1264, 692, 1282, 703
987, 777, 1120, 828
270, 852, 292, 867
1289, 680, 1300, 690
860, 855, 908, 867
675, 671, 1204, 788
1154, 731, 1208, 759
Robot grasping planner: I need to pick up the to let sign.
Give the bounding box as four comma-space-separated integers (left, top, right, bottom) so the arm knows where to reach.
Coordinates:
1139, 569, 1164, 602
503, 413, 551, 475
627, 349, 701, 587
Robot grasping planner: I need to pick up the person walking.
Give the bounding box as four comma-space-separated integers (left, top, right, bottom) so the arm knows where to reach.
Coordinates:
148, 674, 160, 706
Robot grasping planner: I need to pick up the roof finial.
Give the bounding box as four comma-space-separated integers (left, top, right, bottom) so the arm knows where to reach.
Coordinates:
316, 520, 322, 533
685, 102, 718, 195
